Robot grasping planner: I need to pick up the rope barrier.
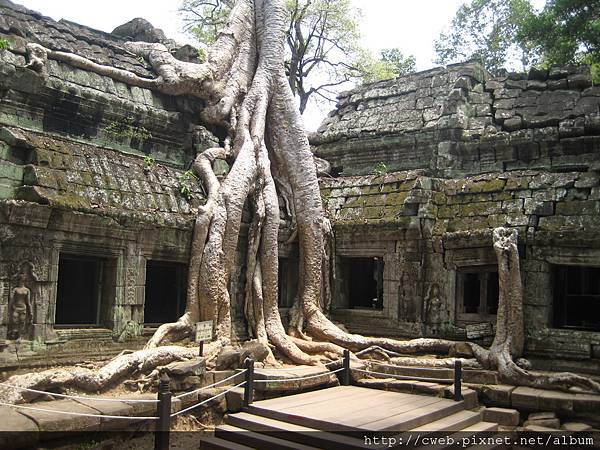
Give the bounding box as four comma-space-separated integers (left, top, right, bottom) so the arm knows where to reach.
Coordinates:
173, 369, 247, 400
324, 359, 343, 367
0, 399, 158, 420
171, 381, 246, 418
0, 382, 159, 404
352, 368, 453, 384
253, 367, 344, 384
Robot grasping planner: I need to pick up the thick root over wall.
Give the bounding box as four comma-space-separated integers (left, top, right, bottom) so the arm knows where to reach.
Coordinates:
3, 1, 599, 403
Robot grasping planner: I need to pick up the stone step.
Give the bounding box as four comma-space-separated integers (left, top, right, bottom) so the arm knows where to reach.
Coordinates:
200, 435, 257, 450
225, 412, 369, 450
460, 421, 499, 433
216, 423, 320, 450
369, 362, 498, 385
413, 422, 500, 450
409, 410, 482, 433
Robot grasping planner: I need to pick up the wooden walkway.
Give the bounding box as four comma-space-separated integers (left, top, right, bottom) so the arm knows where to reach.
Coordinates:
202, 385, 500, 449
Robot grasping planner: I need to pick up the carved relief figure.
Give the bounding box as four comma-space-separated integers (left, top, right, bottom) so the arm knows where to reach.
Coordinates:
8, 266, 34, 340
425, 283, 443, 335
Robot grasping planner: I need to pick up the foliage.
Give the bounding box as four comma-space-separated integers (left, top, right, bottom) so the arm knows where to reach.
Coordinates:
434, 0, 536, 74
357, 48, 416, 84
178, 170, 198, 200
435, 0, 599, 81
372, 162, 389, 176
519, 0, 600, 82
181, 0, 388, 113
105, 117, 152, 142
0, 38, 9, 50
143, 155, 155, 168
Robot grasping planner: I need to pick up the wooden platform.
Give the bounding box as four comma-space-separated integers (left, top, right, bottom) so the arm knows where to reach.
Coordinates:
245, 385, 467, 432
201, 385, 501, 449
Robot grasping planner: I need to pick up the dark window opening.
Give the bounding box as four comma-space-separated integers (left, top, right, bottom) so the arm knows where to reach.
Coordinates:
463, 273, 480, 313
345, 257, 384, 310
456, 266, 498, 323
56, 254, 106, 326
330, 166, 344, 177
278, 257, 299, 308
144, 261, 187, 325
553, 265, 600, 331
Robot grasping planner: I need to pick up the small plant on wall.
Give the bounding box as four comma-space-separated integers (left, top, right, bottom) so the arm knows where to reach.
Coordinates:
105, 117, 152, 142
178, 170, 198, 200
0, 38, 10, 50
372, 161, 389, 176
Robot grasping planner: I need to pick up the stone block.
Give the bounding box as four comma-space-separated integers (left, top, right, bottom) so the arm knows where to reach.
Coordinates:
73, 398, 134, 431
538, 390, 574, 413
0, 406, 39, 448
121, 393, 157, 417
483, 407, 520, 426
17, 399, 101, 432
573, 393, 600, 415
524, 418, 560, 429
561, 422, 593, 432
511, 387, 540, 410
225, 386, 244, 413
164, 357, 206, 377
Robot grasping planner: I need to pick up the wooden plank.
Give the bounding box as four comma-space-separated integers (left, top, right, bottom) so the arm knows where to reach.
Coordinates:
342, 395, 446, 428
226, 412, 370, 450
410, 410, 481, 432
315, 391, 428, 426
253, 385, 359, 409
281, 386, 400, 414
363, 400, 464, 432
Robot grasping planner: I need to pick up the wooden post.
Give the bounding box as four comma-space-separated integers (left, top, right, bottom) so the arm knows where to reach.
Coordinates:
198, 341, 204, 357
243, 358, 254, 407
454, 359, 462, 401
154, 373, 172, 450
342, 349, 350, 386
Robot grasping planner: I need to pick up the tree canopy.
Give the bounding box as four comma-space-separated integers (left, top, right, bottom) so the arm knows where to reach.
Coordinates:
180, 0, 415, 113
357, 48, 417, 84
434, 0, 600, 81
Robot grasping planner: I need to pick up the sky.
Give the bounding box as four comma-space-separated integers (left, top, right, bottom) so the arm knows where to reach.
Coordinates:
9, 0, 527, 129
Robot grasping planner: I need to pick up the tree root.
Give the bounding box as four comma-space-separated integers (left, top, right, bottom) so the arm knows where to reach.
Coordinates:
0, 346, 201, 404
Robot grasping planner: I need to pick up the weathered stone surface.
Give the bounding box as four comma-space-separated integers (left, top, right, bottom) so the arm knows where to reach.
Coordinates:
524, 412, 560, 429
240, 340, 270, 364
483, 407, 520, 426
216, 347, 242, 370
0, 406, 39, 448
225, 386, 245, 413
561, 422, 593, 432
164, 357, 206, 377
17, 399, 101, 432
73, 398, 134, 431
254, 366, 338, 392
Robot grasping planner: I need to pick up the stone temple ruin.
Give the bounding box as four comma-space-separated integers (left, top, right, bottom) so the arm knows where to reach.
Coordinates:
1, 0, 600, 384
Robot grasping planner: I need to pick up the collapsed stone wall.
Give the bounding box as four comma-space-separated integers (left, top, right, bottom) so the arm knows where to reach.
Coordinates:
313, 63, 600, 178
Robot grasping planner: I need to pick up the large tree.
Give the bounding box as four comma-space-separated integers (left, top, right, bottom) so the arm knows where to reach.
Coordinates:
435, 0, 600, 81
357, 48, 417, 84
521, 0, 600, 80
181, 0, 363, 113
434, 0, 536, 73
1, 0, 599, 404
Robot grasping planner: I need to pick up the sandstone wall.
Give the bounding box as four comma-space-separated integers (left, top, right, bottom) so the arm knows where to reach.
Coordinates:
321, 169, 600, 368
313, 63, 600, 178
